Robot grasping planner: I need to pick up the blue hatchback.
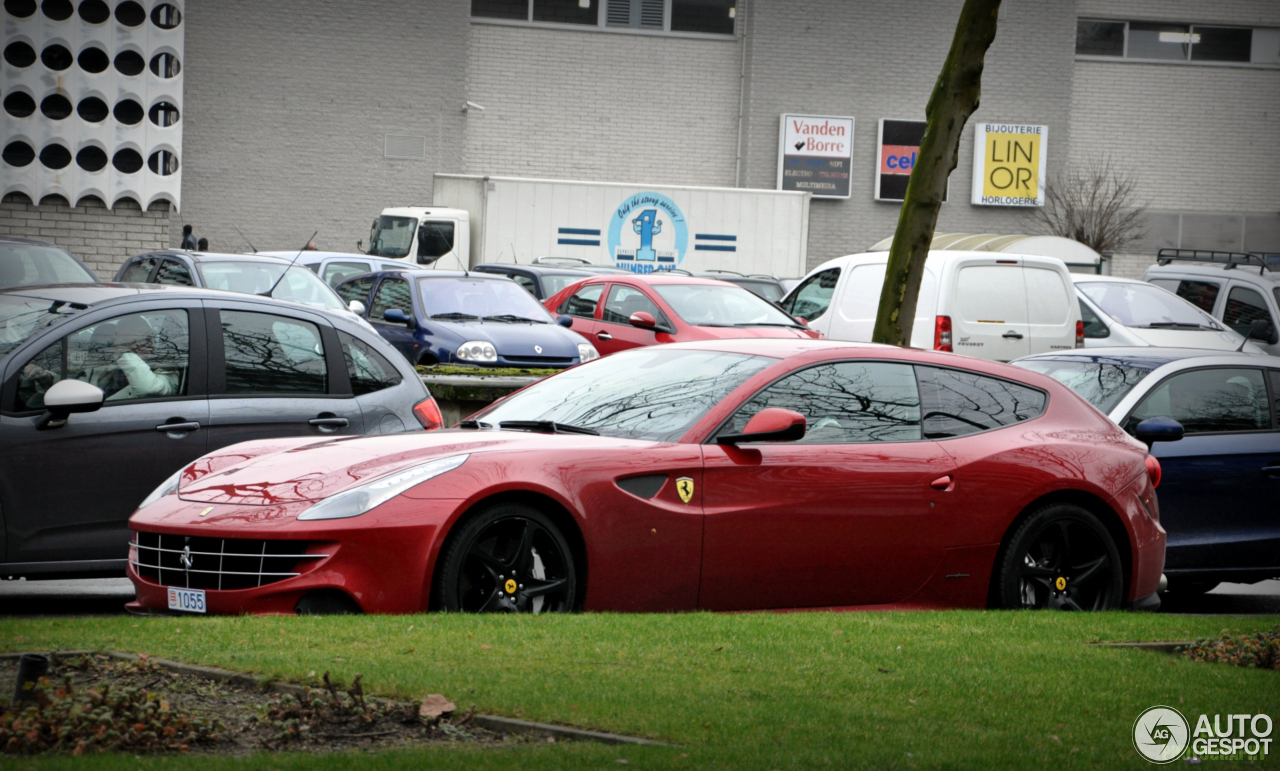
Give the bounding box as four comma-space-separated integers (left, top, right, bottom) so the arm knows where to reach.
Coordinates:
1015, 347, 1280, 594
335, 269, 599, 368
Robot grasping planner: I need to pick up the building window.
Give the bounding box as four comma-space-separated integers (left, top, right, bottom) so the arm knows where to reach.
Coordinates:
473, 0, 736, 35
1076, 19, 1280, 65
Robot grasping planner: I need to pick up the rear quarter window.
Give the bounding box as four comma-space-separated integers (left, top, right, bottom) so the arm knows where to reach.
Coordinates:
917, 366, 1047, 438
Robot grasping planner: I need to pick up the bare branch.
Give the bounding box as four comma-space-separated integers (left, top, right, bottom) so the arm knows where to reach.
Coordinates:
1028, 156, 1148, 255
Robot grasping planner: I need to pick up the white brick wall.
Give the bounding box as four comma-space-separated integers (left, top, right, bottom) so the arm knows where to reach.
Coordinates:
465, 22, 743, 186
0, 197, 171, 278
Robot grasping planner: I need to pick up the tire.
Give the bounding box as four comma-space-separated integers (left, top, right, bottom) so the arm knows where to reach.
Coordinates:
994, 504, 1124, 611
1164, 577, 1219, 595
435, 503, 577, 613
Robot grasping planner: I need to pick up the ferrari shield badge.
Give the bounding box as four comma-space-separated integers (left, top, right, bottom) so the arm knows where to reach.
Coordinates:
676, 477, 695, 504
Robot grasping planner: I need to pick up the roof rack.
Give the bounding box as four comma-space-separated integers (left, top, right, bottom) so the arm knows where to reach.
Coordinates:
702, 269, 745, 276
1156, 248, 1273, 275
533, 256, 594, 266
652, 267, 692, 276
746, 273, 781, 281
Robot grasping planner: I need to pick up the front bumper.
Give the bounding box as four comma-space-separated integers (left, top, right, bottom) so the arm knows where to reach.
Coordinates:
126, 495, 463, 615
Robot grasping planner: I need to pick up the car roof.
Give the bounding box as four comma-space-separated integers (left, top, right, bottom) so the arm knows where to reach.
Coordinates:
0, 281, 261, 306
1070, 274, 1148, 285
574, 273, 740, 286
138, 250, 294, 265
0, 235, 66, 248
1017, 346, 1272, 369
367, 269, 512, 281
807, 249, 1069, 275
1147, 262, 1280, 285
475, 264, 596, 276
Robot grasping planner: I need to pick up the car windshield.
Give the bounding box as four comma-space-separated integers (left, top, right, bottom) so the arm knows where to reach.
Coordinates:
652, 284, 802, 328
0, 243, 97, 288
1014, 358, 1156, 414
418, 277, 553, 321
477, 348, 775, 441
1077, 281, 1221, 330
368, 216, 417, 258
0, 295, 83, 356
198, 261, 345, 310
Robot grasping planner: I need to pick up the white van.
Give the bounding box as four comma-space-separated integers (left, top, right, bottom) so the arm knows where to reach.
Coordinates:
780, 250, 1082, 361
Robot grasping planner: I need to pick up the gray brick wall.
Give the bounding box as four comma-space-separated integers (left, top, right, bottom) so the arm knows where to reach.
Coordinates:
170, 0, 470, 254
0, 198, 171, 279
465, 22, 742, 186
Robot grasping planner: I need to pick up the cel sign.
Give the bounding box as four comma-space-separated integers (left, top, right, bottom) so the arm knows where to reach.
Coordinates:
876, 119, 946, 202
971, 123, 1047, 207
778, 114, 854, 199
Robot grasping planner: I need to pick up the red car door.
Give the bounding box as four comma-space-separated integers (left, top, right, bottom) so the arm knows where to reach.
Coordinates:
699, 360, 956, 610
595, 283, 675, 354
554, 282, 604, 343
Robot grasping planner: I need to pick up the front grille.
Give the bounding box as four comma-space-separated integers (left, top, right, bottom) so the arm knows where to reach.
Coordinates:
504, 356, 574, 365
131, 532, 327, 590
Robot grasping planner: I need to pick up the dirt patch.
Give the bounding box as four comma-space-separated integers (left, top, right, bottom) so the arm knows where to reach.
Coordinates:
1, 653, 522, 756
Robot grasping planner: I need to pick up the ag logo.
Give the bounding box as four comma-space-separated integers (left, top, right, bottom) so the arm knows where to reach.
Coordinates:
1133, 706, 1189, 763
675, 477, 695, 504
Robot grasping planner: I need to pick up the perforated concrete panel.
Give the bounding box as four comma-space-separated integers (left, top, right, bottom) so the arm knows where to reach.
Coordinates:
2, 0, 184, 210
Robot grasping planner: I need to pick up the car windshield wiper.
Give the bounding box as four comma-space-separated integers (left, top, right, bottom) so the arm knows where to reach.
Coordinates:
429, 312, 480, 320
731, 321, 805, 329
498, 420, 599, 436
457, 419, 493, 429
1140, 322, 1218, 330
483, 314, 547, 324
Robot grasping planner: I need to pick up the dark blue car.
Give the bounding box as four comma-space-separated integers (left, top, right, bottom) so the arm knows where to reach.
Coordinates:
335, 269, 599, 368
1015, 347, 1280, 595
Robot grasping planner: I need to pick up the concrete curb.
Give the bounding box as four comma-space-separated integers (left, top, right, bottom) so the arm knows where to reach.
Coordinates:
1092, 641, 1194, 654
1, 650, 667, 746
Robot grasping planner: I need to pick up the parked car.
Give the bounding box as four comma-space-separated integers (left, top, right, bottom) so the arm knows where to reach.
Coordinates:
0, 283, 440, 579
473, 263, 598, 300
1074, 274, 1263, 353
779, 250, 1083, 361
115, 251, 360, 315
335, 269, 598, 367
542, 274, 819, 357
1014, 347, 1280, 594
1145, 249, 1280, 356
654, 268, 787, 303
126, 339, 1166, 615
260, 251, 412, 289
1, 235, 99, 288
530, 256, 635, 275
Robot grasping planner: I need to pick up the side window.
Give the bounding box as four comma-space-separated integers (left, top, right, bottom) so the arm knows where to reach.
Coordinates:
560, 284, 604, 319
370, 279, 413, 322
512, 275, 537, 295
1222, 286, 1275, 337
221, 311, 327, 395
16, 310, 189, 410
154, 259, 194, 286
1125, 368, 1269, 435
322, 261, 371, 287
336, 276, 376, 307
120, 258, 156, 283
418, 222, 455, 262
1173, 280, 1221, 314
338, 330, 402, 396
917, 366, 1047, 438
602, 285, 663, 325
1079, 299, 1110, 339
723, 362, 921, 444
784, 268, 839, 321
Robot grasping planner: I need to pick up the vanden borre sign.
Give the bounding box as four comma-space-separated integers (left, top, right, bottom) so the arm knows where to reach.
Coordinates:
777, 114, 854, 199
971, 123, 1047, 207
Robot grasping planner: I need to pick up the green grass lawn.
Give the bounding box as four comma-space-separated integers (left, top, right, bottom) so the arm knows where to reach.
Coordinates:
2, 610, 1277, 769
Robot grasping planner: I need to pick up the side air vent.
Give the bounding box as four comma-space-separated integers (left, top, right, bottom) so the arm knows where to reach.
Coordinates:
616, 474, 667, 499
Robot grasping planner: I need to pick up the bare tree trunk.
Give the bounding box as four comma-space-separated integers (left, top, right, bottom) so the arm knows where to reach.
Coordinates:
872, 0, 1001, 347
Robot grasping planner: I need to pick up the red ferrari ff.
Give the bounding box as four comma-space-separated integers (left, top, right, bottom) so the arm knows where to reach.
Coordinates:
542, 274, 819, 356
127, 339, 1168, 616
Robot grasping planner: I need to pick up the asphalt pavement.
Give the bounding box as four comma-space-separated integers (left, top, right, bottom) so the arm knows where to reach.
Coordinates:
2, 578, 1278, 617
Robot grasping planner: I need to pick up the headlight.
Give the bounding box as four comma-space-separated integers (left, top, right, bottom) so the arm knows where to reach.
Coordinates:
297, 455, 469, 521
456, 341, 497, 363
577, 343, 599, 362
138, 467, 184, 510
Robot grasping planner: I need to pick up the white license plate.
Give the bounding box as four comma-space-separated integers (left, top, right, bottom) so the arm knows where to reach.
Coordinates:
167, 587, 206, 614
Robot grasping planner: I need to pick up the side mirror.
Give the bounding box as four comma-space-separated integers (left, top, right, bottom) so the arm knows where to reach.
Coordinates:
38, 379, 104, 430
348, 300, 367, 316
629, 311, 657, 329
383, 308, 411, 325
1134, 416, 1184, 450
556, 315, 573, 328
717, 408, 807, 445
1248, 319, 1279, 345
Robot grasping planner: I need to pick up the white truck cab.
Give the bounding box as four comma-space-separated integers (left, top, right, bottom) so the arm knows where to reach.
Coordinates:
781, 250, 1083, 362
367, 207, 471, 269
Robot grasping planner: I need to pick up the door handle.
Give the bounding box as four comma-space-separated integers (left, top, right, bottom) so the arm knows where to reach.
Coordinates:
1001, 331, 1024, 340
597, 332, 613, 341
309, 416, 350, 428
930, 475, 955, 492
156, 421, 200, 434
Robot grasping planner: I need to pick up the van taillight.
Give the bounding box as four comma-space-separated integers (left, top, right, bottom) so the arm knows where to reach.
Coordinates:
1145, 455, 1162, 489
934, 315, 953, 352
1075, 319, 1085, 348
413, 397, 444, 430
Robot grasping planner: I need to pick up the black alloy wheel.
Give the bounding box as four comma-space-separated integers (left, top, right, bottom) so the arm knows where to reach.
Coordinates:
995, 504, 1123, 611
436, 504, 576, 613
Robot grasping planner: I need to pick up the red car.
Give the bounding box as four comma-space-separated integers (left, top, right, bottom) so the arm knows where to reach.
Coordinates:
127, 339, 1168, 616
542, 274, 819, 356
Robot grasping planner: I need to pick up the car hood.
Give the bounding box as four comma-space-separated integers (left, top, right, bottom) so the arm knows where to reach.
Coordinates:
429, 320, 584, 354
175, 429, 630, 505
1124, 325, 1255, 352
